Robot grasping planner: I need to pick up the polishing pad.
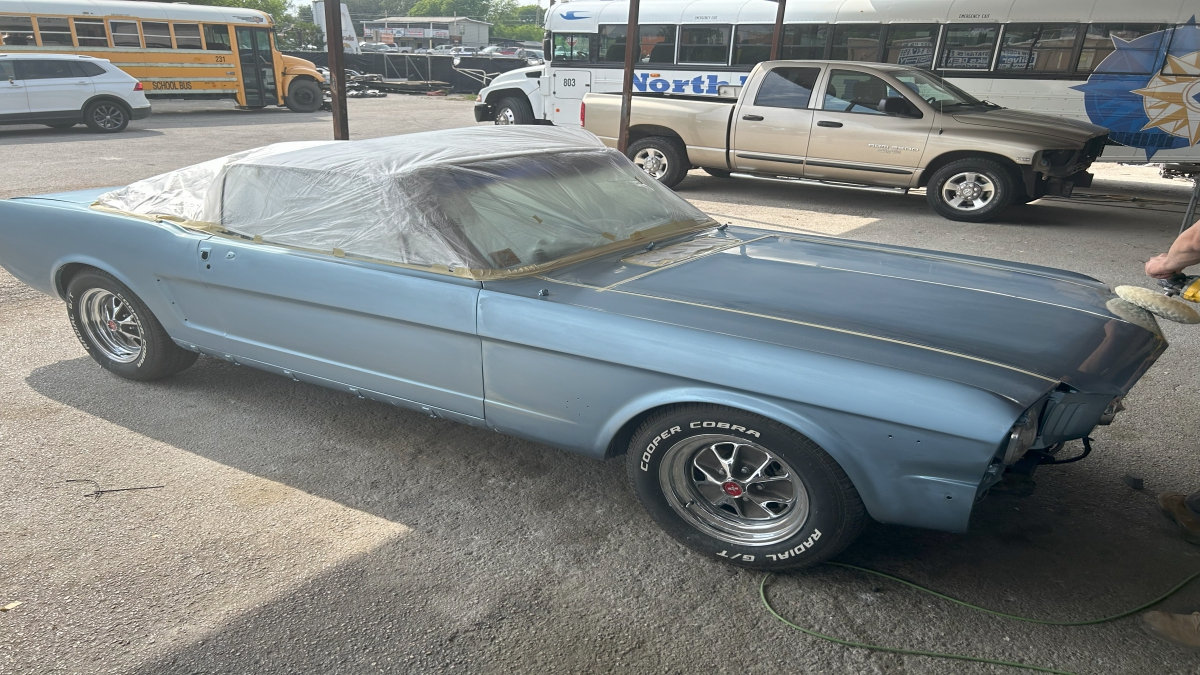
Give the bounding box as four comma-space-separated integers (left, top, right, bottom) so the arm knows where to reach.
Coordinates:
1115, 285, 1200, 324
1106, 298, 1160, 333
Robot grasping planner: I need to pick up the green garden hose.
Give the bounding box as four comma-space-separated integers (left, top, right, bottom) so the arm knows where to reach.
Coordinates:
760, 562, 1200, 674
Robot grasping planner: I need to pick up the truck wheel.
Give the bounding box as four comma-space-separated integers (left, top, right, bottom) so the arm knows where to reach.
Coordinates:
702, 167, 731, 178
495, 96, 533, 125
626, 403, 867, 570
285, 79, 323, 113
628, 136, 690, 188
926, 158, 1015, 222
66, 269, 198, 381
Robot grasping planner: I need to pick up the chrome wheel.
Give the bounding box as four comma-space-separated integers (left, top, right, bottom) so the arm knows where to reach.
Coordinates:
633, 147, 669, 180
941, 171, 996, 211
91, 104, 125, 131
495, 107, 516, 125
79, 288, 144, 363
659, 434, 809, 546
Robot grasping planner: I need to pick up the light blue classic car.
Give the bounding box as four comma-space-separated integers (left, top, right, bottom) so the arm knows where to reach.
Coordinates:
0, 127, 1165, 569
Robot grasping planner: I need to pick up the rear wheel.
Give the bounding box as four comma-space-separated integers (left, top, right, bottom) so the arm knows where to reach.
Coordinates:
285, 79, 323, 113
627, 136, 690, 189
925, 158, 1015, 222
83, 100, 129, 133
66, 269, 198, 381
626, 404, 867, 570
494, 96, 534, 125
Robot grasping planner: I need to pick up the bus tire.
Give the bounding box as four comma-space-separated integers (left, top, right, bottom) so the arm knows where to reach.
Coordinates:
926, 158, 1015, 222
83, 100, 129, 133
286, 79, 323, 113
495, 96, 534, 125
628, 136, 690, 189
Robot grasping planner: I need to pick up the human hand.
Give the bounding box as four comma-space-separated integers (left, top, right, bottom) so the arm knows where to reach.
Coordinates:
1146, 254, 1180, 279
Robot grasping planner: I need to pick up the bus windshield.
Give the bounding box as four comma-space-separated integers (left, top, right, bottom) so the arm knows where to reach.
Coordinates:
890, 69, 994, 110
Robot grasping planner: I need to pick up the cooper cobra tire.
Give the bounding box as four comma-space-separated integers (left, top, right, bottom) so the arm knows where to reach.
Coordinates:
66, 269, 198, 381
285, 79, 323, 113
925, 158, 1015, 222
627, 136, 690, 189
83, 100, 129, 133
494, 96, 534, 125
626, 403, 867, 570
702, 167, 732, 178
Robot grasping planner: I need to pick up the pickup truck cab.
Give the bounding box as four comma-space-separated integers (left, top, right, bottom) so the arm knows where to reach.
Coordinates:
581, 60, 1110, 222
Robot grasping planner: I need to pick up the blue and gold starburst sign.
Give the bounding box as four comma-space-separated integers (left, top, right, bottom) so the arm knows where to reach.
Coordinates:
1074, 21, 1200, 158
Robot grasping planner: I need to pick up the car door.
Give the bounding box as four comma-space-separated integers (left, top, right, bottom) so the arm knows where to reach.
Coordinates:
0, 60, 29, 120
16, 59, 94, 118
197, 238, 486, 421
804, 68, 933, 187
730, 65, 822, 176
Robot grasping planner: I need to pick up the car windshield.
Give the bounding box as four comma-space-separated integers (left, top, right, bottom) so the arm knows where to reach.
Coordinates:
891, 69, 994, 111
413, 151, 713, 269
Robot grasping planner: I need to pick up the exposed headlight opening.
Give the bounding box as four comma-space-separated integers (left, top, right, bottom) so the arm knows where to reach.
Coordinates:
1002, 412, 1039, 465
1099, 396, 1125, 425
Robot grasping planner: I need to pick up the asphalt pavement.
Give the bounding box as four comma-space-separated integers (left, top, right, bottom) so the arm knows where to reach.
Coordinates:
2, 96, 1199, 675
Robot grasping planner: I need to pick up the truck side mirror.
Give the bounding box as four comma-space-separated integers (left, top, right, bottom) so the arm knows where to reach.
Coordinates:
880, 96, 920, 118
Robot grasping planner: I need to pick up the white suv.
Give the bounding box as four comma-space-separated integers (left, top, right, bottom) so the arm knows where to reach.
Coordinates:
0, 54, 151, 133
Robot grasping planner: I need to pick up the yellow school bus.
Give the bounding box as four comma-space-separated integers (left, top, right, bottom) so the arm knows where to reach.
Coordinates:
0, 0, 325, 112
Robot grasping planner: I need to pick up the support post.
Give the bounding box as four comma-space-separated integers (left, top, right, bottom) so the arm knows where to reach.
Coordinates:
617, 0, 641, 153
324, 0, 350, 140
769, 0, 787, 61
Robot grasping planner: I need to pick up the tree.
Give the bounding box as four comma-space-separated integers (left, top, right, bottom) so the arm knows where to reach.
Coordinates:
407, 0, 490, 20
488, 1, 543, 41
185, 0, 291, 23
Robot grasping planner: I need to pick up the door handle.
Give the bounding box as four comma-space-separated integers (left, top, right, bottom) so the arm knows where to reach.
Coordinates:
741, 114, 764, 121
75, 81, 89, 85
817, 120, 843, 128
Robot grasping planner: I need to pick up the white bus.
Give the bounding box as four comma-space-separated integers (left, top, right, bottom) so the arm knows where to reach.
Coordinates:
475, 0, 1200, 163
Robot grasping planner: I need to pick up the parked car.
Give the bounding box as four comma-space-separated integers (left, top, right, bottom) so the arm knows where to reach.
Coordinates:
0, 53, 151, 133
429, 45, 455, 54
577, 60, 1110, 222
449, 46, 477, 56
0, 126, 1164, 570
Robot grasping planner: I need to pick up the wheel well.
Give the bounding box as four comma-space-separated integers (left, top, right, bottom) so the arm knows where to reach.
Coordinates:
604, 403, 679, 459
918, 150, 1025, 192
288, 75, 318, 89
485, 88, 529, 105
626, 125, 685, 148
54, 262, 92, 299
82, 95, 132, 116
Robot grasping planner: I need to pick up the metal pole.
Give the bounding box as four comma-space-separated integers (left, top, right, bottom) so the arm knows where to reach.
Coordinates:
1182, 176, 1200, 235
770, 0, 787, 61
617, 0, 641, 154
324, 0, 350, 140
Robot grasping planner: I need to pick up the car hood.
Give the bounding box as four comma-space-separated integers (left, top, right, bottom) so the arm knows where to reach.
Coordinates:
950, 108, 1107, 144
525, 228, 1165, 406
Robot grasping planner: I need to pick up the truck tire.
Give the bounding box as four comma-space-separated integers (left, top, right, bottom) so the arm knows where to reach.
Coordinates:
66, 269, 198, 381
627, 136, 690, 189
626, 403, 867, 571
494, 96, 534, 125
926, 158, 1015, 222
285, 79, 323, 113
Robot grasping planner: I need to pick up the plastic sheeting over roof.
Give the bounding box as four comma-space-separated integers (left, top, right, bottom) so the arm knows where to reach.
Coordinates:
95, 126, 713, 278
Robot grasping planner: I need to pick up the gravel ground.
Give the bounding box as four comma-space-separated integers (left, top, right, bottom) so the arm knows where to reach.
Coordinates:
2, 96, 1199, 675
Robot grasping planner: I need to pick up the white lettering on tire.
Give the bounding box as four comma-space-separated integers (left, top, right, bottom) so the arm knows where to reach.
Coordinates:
764, 530, 822, 561
688, 421, 760, 437
639, 425, 682, 471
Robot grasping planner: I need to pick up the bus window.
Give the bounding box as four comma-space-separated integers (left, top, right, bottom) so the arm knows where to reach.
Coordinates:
110, 21, 142, 48
679, 25, 730, 65
1166, 25, 1199, 76
598, 25, 626, 62
939, 25, 998, 70
998, 24, 1079, 73
36, 17, 73, 46
754, 67, 820, 108
204, 24, 232, 51
73, 19, 109, 47
640, 25, 676, 64
143, 22, 173, 49
1077, 24, 1164, 74
883, 24, 938, 69
733, 24, 772, 66
552, 34, 590, 61
0, 16, 34, 45
174, 23, 202, 49
781, 25, 827, 60
832, 25, 881, 62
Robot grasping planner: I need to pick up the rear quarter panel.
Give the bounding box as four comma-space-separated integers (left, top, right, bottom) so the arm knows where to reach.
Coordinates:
583, 93, 734, 167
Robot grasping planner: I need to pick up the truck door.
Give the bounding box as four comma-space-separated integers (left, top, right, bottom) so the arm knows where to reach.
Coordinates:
551, 69, 591, 126
804, 68, 933, 187
730, 66, 822, 176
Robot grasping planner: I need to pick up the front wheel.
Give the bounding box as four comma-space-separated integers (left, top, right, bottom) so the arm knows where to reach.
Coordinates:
494, 96, 534, 125
925, 158, 1015, 222
66, 269, 198, 381
83, 100, 129, 133
285, 79, 323, 113
626, 404, 867, 570
627, 136, 690, 188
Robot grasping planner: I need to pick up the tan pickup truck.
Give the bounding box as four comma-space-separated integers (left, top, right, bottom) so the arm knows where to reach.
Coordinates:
581, 60, 1110, 222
